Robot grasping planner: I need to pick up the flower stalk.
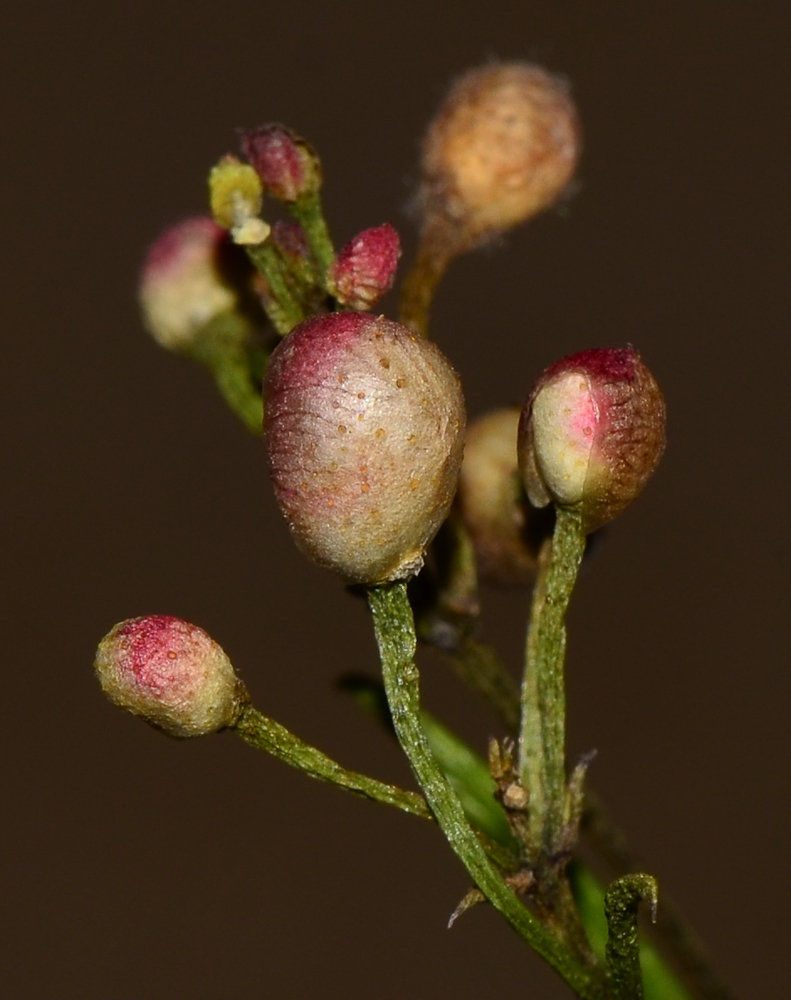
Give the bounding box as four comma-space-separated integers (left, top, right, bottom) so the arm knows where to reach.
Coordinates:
518, 504, 586, 858
232, 702, 431, 819
368, 580, 603, 1000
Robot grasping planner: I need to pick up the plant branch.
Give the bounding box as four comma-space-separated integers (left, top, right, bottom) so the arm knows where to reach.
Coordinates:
519, 505, 586, 857
368, 580, 604, 1000
232, 703, 430, 819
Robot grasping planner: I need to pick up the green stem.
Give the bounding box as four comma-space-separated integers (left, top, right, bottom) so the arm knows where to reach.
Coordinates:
290, 193, 335, 285
572, 866, 693, 1000
245, 242, 305, 334
398, 231, 452, 337
189, 313, 265, 434
605, 875, 658, 1000
232, 703, 430, 820
211, 353, 263, 434
368, 580, 603, 1000
519, 505, 586, 857
423, 623, 731, 1000
581, 795, 737, 1000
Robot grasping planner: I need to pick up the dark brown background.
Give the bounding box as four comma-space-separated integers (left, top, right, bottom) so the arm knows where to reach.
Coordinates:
3, 2, 788, 997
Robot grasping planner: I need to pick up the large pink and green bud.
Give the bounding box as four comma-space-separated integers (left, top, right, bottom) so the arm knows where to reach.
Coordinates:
94, 616, 246, 738
518, 348, 666, 533
265, 312, 466, 584
419, 62, 581, 251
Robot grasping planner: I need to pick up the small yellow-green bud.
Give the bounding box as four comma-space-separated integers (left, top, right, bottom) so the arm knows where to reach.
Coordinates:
209, 155, 268, 243
94, 615, 246, 738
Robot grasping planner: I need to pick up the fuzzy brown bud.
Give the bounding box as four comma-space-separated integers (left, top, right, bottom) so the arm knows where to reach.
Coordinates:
265, 312, 466, 584
456, 408, 541, 586
518, 348, 666, 533
327, 224, 401, 310
419, 63, 580, 250
94, 616, 245, 738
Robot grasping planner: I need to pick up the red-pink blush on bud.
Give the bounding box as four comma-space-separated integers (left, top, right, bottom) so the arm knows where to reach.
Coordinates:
518, 347, 666, 533
139, 217, 238, 351
241, 125, 307, 202
94, 615, 243, 738
328, 224, 401, 310
265, 311, 465, 584
142, 217, 226, 284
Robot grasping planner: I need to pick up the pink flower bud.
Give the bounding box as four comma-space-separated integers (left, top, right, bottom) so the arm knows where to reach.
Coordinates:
327, 224, 401, 310
265, 312, 466, 584
518, 348, 666, 533
419, 63, 580, 250
94, 616, 245, 738
241, 125, 321, 202
457, 408, 541, 586
139, 217, 242, 351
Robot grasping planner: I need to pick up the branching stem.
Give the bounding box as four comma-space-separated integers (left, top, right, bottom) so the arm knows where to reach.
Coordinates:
368, 580, 603, 1000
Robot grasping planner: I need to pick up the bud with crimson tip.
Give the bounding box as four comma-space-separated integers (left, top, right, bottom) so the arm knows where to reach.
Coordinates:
94, 616, 246, 738
241, 124, 321, 203
327, 224, 401, 311
517, 348, 666, 533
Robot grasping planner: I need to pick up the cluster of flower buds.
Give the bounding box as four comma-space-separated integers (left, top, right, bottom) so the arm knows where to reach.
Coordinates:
94, 615, 246, 738
418, 62, 581, 253
518, 348, 666, 533
264, 311, 465, 584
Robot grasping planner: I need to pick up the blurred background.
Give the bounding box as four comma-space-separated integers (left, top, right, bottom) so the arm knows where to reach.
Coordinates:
3, 1, 788, 997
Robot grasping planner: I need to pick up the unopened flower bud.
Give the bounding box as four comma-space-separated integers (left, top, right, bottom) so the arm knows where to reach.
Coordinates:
265, 312, 465, 584
327, 224, 401, 310
139, 217, 242, 351
419, 63, 580, 251
94, 615, 246, 738
457, 408, 542, 586
518, 348, 665, 533
241, 125, 321, 202
209, 155, 269, 244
